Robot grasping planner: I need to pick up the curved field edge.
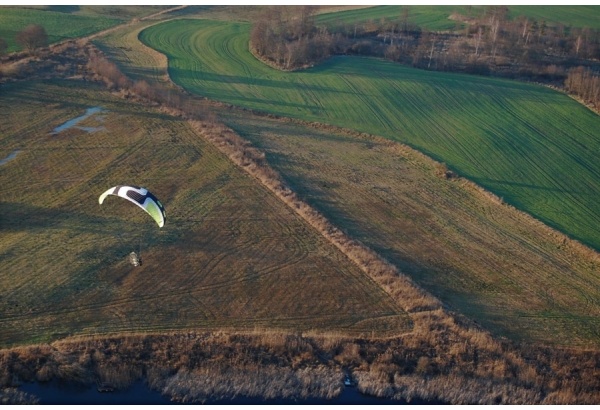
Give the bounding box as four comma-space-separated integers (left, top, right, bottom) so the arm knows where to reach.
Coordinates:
92, 20, 171, 83
138, 19, 600, 252
0, 80, 411, 348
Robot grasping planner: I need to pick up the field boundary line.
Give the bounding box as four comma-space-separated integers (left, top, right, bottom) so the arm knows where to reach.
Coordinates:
187, 119, 440, 319
82, 6, 190, 43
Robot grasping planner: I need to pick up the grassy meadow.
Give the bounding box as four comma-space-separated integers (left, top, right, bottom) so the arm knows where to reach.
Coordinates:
508, 5, 600, 29
316, 5, 600, 31
316, 5, 470, 31
0, 7, 121, 52
0, 80, 410, 348
139, 19, 600, 253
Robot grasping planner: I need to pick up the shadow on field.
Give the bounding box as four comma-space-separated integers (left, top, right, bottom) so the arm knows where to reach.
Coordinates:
44, 5, 80, 13
2, 82, 178, 124
0, 202, 114, 234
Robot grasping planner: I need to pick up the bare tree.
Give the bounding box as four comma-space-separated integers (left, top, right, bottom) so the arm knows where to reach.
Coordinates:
489, 15, 501, 60
250, 6, 330, 69
401, 6, 410, 33
428, 36, 436, 69
565, 66, 600, 107
474, 26, 483, 57
16, 24, 48, 53
521, 17, 529, 42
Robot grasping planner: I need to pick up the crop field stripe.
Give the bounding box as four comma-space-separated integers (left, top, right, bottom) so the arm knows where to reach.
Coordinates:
139, 19, 600, 251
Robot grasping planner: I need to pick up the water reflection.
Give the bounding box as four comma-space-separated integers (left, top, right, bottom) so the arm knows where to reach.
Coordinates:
0, 150, 20, 166
51, 107, 106, 134
19, 380, 173, 405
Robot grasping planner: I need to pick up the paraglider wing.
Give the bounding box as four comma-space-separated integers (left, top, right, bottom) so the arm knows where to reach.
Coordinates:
99, 185, 166, 228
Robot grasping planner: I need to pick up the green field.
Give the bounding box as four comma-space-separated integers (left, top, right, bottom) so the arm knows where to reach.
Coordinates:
316, 5, 600, 31
139, 19, 600, 252
316, 5, 470, 31
0, 80, 410, 348
508, 5, 600, 29
0, 7, 122, 52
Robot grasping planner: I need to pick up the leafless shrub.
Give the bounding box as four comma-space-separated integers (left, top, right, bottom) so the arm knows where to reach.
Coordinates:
2, 328, 600, 404
434, 162, 456, 179
160, 364, 341, 403
334, 342, 362, 367
87, 49, 131, 90
96, 362, 141, 390
15, 24, 48, 53
0, 60, 29, 79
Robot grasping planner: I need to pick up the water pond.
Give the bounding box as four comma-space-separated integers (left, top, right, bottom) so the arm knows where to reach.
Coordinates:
51, 107, 106, 134
0, 150, 20, 166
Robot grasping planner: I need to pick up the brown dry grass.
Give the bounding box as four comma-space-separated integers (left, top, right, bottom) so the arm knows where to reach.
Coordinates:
2, 328, 599, 404
0, 79, 410, 348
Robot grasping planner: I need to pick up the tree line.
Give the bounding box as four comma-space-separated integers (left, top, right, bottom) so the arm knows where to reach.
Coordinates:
250, 6, 342, 70
250, 6, 600, 109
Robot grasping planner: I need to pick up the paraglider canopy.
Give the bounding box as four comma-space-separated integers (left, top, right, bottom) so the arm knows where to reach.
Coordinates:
99, 185, 166, 228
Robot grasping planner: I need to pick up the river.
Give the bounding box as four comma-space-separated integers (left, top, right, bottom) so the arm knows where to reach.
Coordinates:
19, 379, 444, 405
